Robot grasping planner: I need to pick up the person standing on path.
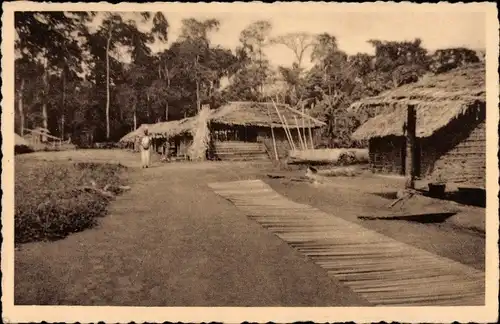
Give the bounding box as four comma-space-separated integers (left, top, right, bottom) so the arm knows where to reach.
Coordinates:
140, 128, 152, 168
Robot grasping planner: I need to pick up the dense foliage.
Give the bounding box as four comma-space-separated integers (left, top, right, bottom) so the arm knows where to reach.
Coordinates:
15, 160, 127, 244
15, 12, 483, 147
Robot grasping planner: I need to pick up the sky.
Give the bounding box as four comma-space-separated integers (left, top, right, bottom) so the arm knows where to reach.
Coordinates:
88, 9, 486, 69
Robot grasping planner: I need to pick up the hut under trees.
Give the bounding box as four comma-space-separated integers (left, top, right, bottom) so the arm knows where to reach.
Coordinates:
23, 127, 64, 151
15, 133, 33, 154
119, 101, 326, 161
349, 63, 486, 189
209, 101, 325, 160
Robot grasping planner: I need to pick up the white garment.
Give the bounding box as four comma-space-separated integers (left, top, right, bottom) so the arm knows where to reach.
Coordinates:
141, 148, 150, 167
140, 136, 151, 167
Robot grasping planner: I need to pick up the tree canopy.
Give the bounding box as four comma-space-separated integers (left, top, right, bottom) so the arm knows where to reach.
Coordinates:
15, 12, 482, 147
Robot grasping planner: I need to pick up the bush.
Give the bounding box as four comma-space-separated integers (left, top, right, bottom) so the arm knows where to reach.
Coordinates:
15, 160, 127, 244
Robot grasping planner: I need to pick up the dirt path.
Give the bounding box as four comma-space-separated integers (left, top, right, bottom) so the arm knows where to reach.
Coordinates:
15, 161, 369, 306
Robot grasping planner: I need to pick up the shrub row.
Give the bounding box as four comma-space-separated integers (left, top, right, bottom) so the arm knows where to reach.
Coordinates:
15, 161, 127, 244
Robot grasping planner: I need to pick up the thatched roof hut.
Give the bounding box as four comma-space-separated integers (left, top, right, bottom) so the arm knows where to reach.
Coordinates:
350, 63, 485, 141
14, 133, 34, 154
15, 133, 30, 147
349, 64, 486, 188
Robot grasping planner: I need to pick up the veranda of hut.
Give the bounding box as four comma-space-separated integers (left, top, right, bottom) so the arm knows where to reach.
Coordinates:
349, 63, 486, 188
208, 101, 326, 159
148, 118, 197, 159
119, 119, 196, 159
119, 124, 152, 151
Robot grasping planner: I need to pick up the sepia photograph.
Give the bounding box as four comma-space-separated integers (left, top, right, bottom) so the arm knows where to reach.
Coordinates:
2, 1, 499, 323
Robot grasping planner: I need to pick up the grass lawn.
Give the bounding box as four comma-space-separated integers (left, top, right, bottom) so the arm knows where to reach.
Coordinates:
15, 158, 128, 244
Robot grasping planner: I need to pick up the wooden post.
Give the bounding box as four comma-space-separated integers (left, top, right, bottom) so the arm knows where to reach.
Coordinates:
301, 104, 307, 150
282, 116, 297, 151
308, 119, 315, 149
294, 116, 306, 150
266, 104, 279, 160
271, 99, 295, 151
405, 104, 417, 189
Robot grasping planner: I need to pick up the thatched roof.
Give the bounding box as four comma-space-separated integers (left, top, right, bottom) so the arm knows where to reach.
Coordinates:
119, 124, 152, 143
148, 117, 197, 138
15, 133, 30, 147
351, 102, 484, 140
32, 127, 50, 133
119, 101, 325, 142
210, 101, 325, 128
25, 128, 62, 140
119, 118, 197, 143
350, 64, 485, 140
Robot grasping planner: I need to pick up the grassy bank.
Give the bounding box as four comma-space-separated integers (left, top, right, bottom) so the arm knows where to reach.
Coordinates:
15, 159, 128, 244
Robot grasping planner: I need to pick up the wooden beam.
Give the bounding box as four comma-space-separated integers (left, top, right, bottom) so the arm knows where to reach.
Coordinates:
308, 119, 315, 149
284, 104, 326, 127
294, 116, 306, 150
271, 98, 295, 151
301, 104, 307, 150
266, 104, 279, 160
405, 105, 417, 189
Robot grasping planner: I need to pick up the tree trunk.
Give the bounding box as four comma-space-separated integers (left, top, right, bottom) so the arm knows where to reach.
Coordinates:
105, 29, 112, 140
193, 56, 200, 112
405, 104, 417, 189
18, 78, 25, 136
259, 48, 264, 100
165, 101, 169, 121
61, 71, 66, 140
42, 58, 49, 142
165, 63, 170, 84
146, 92, 150, 121
133, 103, 137, 130
166, 75, 171, 121
61, 115, 65, 141
196, 79, 200, 112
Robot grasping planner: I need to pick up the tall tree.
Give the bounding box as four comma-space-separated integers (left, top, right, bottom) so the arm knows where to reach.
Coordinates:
178, 18, 221, 112
223, 20, 273, 101
94, 12, 167, 139
271, 32, 316, 69
429, 47, 480, 74
99, 13, 126, 140
14, 58, 44, 135
367, 38, 429, 88
270, 32, 316, 105
239, 20, 272, 98
14, 12, 93, 139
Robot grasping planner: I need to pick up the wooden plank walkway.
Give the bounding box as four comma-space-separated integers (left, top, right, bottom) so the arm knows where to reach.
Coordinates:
208, 179, 485, 306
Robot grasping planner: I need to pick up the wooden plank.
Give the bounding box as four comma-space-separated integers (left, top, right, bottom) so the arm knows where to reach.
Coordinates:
209, 179, 485, 306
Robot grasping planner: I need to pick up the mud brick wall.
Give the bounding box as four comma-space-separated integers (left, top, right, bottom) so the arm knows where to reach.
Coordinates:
368, 136, 405, 175
422, 121, 486, 187
367, 110, 486, 188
